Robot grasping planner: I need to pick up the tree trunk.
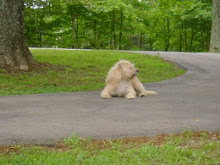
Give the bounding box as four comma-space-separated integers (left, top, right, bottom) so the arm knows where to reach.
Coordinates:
149, 41, 153, 50
76, 15, 79, 48
110, 9, 116, 49
119, 9, 123, 50
39, 15, 44, 47
39, 29, 42, 48
210, 0, 220, 52
139, 33, 143, 50
165, 17, 170, 51
0, 0, 37, 71
179, 34, 182, 52
93, 19, 97, 48
72, 13, 78, 49
184, 30, 188, 52
201, 31, 205, 51
190, 29, 194, 52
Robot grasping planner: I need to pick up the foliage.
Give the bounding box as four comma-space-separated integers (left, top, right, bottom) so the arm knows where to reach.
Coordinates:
0, 49, 184, 96
24, 0, 212, 52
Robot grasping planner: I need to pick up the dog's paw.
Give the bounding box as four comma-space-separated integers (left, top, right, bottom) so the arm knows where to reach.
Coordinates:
125, 93, 136, 99
101, 93, 112, 99
139, 92, 147, 97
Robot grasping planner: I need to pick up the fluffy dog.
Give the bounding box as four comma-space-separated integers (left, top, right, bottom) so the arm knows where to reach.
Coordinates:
101, 60, 157, 99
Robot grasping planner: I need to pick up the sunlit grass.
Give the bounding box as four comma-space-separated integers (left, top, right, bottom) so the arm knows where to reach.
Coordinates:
0, 49, 185, 96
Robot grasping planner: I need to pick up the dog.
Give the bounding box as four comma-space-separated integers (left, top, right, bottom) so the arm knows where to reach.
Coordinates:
101, 60, 157, 99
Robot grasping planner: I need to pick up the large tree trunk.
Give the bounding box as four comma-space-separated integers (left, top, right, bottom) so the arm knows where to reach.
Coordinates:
0, 0, 37, 71
210, 0, 220, 52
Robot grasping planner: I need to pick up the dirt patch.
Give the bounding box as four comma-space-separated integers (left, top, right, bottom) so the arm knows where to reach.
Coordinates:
91, 131, 219, 150
0, 131, 219, 154
90, 134, 167, 150
0, 146, 21, 154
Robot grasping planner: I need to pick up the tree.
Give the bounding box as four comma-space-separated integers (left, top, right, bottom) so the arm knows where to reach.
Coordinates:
144, 0, 211, 52
210, 0, 220, 52
25, 0, 61, 47
22, 0, 212, 52
0, 0, 37, 71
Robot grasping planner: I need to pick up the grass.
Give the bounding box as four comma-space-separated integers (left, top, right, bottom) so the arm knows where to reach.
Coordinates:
0, 131, 219, 164
0, 49, 185, 96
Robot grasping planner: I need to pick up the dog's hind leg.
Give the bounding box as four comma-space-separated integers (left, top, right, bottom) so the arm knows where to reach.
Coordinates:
131, 76, 157, 97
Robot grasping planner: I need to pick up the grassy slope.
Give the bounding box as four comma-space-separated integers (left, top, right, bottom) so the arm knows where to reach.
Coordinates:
0, 49, 184, 96
0, 131, 219, 164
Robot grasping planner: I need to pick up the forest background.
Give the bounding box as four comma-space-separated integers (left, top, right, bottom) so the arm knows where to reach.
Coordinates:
24, 0, 212, 52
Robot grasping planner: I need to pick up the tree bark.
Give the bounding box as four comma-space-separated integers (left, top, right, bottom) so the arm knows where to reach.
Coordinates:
76, 15, 79, 48
139, 33, 143, 50
165, 17, 170, 51
190, 29, 194, 52
210, 0, 220, 52
72, 13, 77, 49
119, 9, 123, 50
0, 0, 38, 71
184, 30, 188, 52
179, 34, 182, 52
110, 9, 116, 49
93, 19, 97, 48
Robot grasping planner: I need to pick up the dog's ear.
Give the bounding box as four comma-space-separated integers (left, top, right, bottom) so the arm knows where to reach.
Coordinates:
118, 61, 127, 71
106, 64, 122, 84
119, 63, 124, 70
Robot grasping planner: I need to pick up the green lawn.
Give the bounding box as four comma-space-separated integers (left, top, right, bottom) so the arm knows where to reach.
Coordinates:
0, 49, 185, 96
0, 131, 219, 164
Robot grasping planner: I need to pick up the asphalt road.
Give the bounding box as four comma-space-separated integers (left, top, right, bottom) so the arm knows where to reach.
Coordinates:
0, 51, 219, 145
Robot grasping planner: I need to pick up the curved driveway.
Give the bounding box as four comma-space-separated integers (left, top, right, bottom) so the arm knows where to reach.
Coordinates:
0, 51, 219, 145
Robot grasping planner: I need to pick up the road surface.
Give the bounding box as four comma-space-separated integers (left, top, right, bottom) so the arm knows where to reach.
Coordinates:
0, 51, 219, 145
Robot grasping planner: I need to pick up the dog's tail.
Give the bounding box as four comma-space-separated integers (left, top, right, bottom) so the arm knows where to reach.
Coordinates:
145, 90, 158, 95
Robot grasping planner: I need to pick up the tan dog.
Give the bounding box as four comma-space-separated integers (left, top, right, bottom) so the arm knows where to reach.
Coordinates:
101, 60, 157, 99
